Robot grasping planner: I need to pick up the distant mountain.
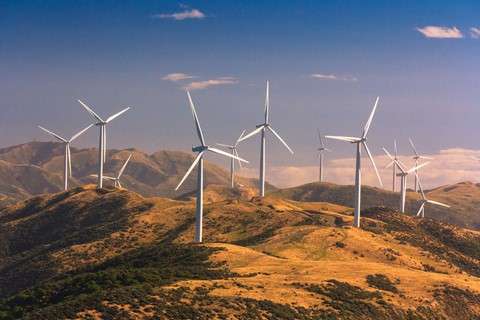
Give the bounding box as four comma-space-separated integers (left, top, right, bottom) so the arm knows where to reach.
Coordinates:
0, 141, 264, 206
1, 186, 480, 318
271, 181, 480, 230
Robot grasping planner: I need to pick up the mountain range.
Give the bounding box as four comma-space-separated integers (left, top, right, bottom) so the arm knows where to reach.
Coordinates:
0, 141, 263, 207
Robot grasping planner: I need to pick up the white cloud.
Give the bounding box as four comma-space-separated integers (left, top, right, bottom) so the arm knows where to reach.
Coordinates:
470, 27, 480, 39
162, 73, 195, 82
416, 26, 463, 39
152, 9, 206, 21
240, 148, 480, 190
183, 77, 238, 91
310, 74, 357, 82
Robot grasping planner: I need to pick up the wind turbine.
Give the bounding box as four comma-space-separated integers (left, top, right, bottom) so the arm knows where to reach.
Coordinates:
416, 176, 450, 218
78, 99, 130, 188
409, 138, 433, 192
326, 97, 383, 228
383, 147, 429, 213
216, 130, 246, 188
38, 124, 93, 191
317, 130, 331, 182
175, 92, 249, 243
238, 81, 294, 197
385, 140, 401, 192
91, 154, 132, 189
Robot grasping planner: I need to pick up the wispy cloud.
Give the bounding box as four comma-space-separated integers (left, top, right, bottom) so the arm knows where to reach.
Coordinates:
162, 73, 196, 82
416, 26, 463, 39
241, 148, 480, 189
152, 8, 206, 21
470, 27, 480, 39
183, 77, 238, 91
310, 74, 358, 82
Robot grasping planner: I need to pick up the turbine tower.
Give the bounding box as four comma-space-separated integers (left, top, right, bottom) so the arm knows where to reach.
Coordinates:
78, 100, 130, 188
416, 176, 449, 218
326, 97, 383, 228
409, 138, 433, 192
91, 154, 132, 189
238, 81, 294, 197
216, 130, 246, 188
175, 92, 248, 243
38, 124, 93, 191
385, 140, 400, 192
317, 129, 331, 182
383, 147, 429, 213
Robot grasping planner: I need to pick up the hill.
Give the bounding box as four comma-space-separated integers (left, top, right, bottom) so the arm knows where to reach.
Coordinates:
272, 181, 480, 230
1, 187, 480, 318
0, 141, 264, 206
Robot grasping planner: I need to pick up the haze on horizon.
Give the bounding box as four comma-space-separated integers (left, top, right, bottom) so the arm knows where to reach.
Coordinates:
1, 0, 479, 189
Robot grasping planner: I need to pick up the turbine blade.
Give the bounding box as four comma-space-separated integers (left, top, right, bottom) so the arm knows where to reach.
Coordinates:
325, 135, 361, 143
187, 91, 206, 146
69, 124, 94, 142
264, 80, 270, 124
117, 180, 123, 189
235, 129, 246, 146
409, 137, 419, 156
103, 176, 116, 181
317, 129, 325, 148
234, 148, 243, 168
216, 143, 233, 148
427, 200, 450, 208
38, 126, 67, 142
208, 147, 249, 163
238, 126, 264, 142
385, 160, 395, 169
420, 156, 434, 160
363, 142, 383, 187
394, 139, 398, 157
77, 99, 104, 123
106, 107, 130, 123
407, 161, 430, 174
175, 151, 204, 191
417, 176, 427, 200
268, 126, 294, 154
383, 147, 406, 173
117, 154, 132, 178
416, 203, 425, 217
362, 96, 380, 138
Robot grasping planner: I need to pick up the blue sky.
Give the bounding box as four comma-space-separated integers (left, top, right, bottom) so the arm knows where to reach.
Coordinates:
1, 1, 480, 186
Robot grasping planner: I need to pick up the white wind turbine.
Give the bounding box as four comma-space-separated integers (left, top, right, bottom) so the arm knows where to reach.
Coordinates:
78, 100, 130, 188
383, 147, 429, 213
416, 176, 450, 218
409, 138, 433, 192
385, 140, 401, 192
91, 154, 132, 189
38, 124, 93, 191
317, 129, 331, 182
216, 130, 246, 188
238, 81, 294, 197
175, 92, 249, 243
326, 97, 383, 228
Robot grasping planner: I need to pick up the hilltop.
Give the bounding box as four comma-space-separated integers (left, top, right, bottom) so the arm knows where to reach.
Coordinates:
1, 186, 480, 318
0, 141, 264, 206
272, 181, 480, 230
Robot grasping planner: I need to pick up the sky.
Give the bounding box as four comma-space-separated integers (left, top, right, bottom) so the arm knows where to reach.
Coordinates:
1, 0, 480, 189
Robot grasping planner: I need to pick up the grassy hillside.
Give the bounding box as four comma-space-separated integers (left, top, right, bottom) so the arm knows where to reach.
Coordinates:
1, 186, 480, 318
272, 181, 480, 230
